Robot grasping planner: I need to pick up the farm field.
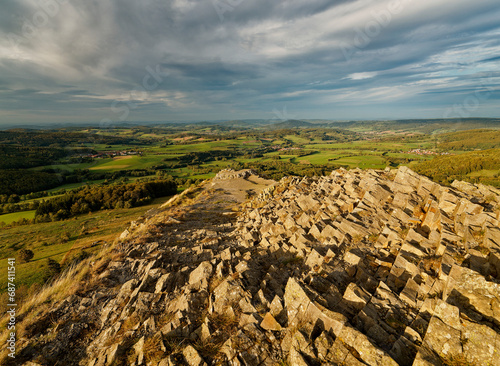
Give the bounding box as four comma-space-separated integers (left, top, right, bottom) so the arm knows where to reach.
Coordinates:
18, 125, 497, 195
88, 155, 159, 170
0, 211, 36, 225
46, 181, 106, 192
160, 139, 257, 152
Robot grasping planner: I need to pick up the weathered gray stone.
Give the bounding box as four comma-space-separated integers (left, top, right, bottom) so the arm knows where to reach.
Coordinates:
343, 282, 371, 311
420, 316, 462, 361
339, 326, 399, 366
445, 265, 500, 326
213, 279, 246, 314
305, 249, 323, 271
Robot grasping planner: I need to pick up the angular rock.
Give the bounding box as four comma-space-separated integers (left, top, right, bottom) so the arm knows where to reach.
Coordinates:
260, 313, 282, 331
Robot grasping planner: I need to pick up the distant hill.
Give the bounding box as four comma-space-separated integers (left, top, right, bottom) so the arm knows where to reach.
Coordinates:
437, 129, 500, 150
326, 118, 500, 134
2, 118, 499, 132
269, 119, 314, 129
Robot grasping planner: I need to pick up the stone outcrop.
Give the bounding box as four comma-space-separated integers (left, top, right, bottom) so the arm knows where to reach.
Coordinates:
9, 167, 500, 365
213, 169, 259, 181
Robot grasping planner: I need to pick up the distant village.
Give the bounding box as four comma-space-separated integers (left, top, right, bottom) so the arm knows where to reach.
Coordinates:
404, 149, 452, 156
80, 150, 142, 159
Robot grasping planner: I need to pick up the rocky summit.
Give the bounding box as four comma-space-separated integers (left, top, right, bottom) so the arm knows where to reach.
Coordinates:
11, 167, 500, 366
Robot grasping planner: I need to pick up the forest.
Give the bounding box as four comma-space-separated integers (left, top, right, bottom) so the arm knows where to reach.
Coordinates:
35, 179, 177, 222
0, 166, 165, 196
437, 129, 500, 150
0, 145, 71, 169
413, 148, 500, 186
0, 170, 62, 196
0, 130, 145, 147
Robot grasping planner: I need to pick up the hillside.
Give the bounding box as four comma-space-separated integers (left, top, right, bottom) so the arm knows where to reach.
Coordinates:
2, 168, 500, 365
413, 148, 500, 187
270, 120, 314, 129
437, 129, 500, 150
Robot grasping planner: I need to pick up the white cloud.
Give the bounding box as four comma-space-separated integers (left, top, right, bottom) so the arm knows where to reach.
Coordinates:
347, 72, 378, 80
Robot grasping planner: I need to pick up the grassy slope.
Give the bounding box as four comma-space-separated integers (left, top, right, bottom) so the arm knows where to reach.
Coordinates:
0, 211, 36, 225
0, 196, 171, 291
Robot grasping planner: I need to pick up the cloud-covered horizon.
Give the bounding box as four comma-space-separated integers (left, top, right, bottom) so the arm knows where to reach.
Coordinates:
1, 0, 499, 125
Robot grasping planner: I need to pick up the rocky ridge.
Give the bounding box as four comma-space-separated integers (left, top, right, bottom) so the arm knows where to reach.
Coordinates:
9, 167, 500, 365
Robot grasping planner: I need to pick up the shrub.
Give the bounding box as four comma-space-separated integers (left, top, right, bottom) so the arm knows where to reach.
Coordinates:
19, 249, 34, 263
44, 258, 61, 282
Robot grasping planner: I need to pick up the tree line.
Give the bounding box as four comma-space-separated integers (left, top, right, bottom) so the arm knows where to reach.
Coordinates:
0, 170, 62, 196
0, 145, 70, 169
0, 166, 166, 196
34, 179, 177, 222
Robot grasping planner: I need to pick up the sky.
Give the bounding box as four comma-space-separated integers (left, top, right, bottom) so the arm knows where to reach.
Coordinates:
0, 0, 499, 125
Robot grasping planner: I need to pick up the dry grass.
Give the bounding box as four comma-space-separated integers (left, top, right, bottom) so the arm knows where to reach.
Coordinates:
477, 245, 490, 256
209, 311, 239, 334
0, 260, 91, 361
195, 311, 239, 360
161, 185, 204, 209
421, 255, 442, 276
276, 360, 292, 366
442, 354, 475, 366
127, 334, 185, 365
194, 339, 224, 362
398, 226, 410, 238
0, 238, 120, 360
471, 229, 486, 241
104, 313, 141, 347
143, 333, 167, 362
350, 234, 364, 244
191, 302, 242, 361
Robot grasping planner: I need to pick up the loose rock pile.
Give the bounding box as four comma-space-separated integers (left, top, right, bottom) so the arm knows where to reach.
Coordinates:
12, 167, 500, 365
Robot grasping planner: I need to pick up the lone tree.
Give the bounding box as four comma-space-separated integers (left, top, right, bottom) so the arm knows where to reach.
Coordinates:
19, 249, 34, 263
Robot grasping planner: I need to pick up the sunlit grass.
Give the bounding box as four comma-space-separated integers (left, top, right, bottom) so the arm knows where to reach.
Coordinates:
0, 196, 171, 291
